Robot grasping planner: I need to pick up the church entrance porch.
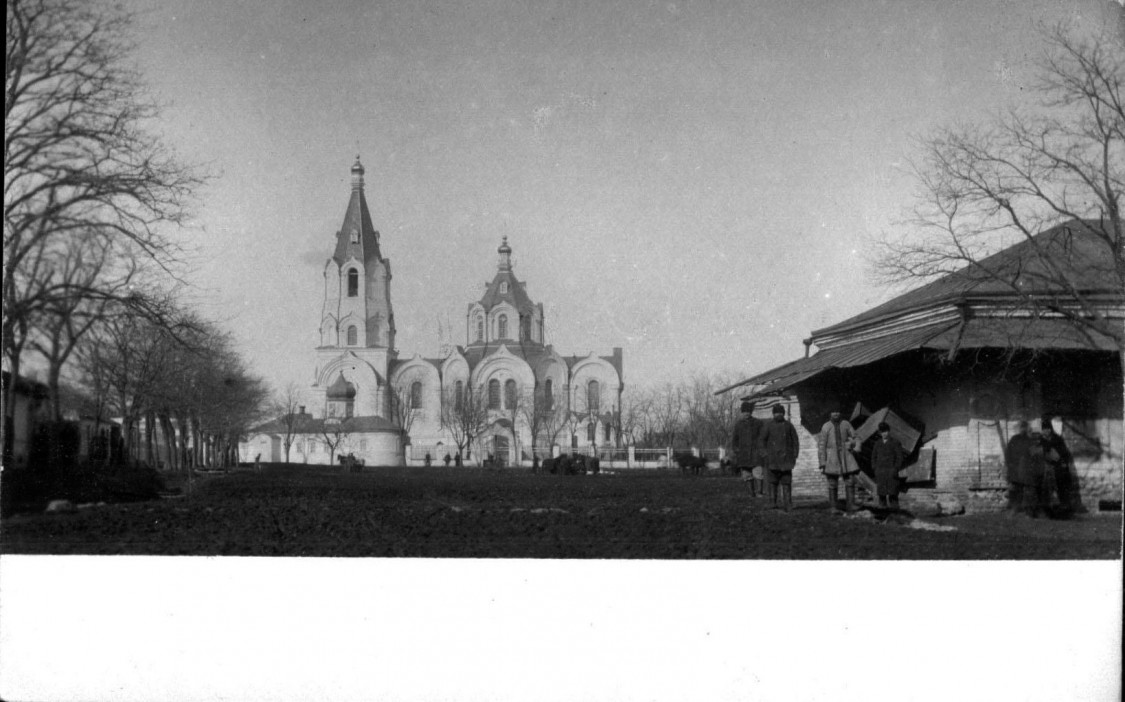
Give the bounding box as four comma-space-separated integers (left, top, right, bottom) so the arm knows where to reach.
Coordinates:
491, 435, 510, 467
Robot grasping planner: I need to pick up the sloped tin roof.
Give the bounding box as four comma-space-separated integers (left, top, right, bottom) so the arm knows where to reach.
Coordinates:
726, 315, 1118, 399
814, 220, 1120, 337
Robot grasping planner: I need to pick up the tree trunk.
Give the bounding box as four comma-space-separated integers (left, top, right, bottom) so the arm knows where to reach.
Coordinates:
161, 414, 178, 472
1, 354, 19, 465
145, 410, 157, 468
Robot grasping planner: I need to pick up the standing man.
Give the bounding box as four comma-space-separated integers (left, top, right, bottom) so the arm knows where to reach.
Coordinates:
1005, 420, 1046, 517
818, 409, 861, 514
730, 400, 766, 498
760, 405, 800, 511
1039, 416, 1076, 516
870, 421, 905, 509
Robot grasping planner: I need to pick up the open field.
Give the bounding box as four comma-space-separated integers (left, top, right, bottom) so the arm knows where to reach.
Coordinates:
1, 465, 1120, 558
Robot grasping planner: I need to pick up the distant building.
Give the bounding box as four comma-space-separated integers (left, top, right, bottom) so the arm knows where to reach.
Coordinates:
721, 220, 1124, 512
243, 158, 624, 466
390, 235, 624, 466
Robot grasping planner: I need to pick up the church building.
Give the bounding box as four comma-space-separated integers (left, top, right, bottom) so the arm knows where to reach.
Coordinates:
243, 158, 624, 467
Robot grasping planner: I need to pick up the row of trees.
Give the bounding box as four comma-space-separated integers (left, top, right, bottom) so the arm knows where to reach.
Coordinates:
4, 0, 268, 468
75, 300, 269, 469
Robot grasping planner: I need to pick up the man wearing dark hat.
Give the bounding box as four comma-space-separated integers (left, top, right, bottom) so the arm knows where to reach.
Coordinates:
730, 400, 765, 497
759, 404, 800, 511
870, 421, 905, 508
818, 409, 861, 513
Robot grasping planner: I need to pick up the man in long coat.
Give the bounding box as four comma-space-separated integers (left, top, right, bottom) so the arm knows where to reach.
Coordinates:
818, 409, 861, 513
759, 405, 800, 511
870, 421, 905, 508
730, 400, 766, 498
1006, 420, 1046, 517
1039, 417, 1077, 515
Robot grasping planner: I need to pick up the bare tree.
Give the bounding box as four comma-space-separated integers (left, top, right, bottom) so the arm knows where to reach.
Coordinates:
647, 381, 686, 449
388, 383, 418, 443
607, 387, 644, 448
703, 373, 741, 450
320, 419, 351, 467
4, 0, 204, 454
270, 381, 305, 463
516, 383, 565, 468
439, 383, 489, 464
28, 233, 139, 422
876, 24, 1124, 369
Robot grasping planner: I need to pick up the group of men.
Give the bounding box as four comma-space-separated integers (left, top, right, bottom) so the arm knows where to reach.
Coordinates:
729, 402, 908, 514
729, 402, 801, 510
1005, 418, 1077, 518
732, 400, 1081, 517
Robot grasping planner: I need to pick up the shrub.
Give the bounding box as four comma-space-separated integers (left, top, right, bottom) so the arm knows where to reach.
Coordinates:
28, 421, 82, 473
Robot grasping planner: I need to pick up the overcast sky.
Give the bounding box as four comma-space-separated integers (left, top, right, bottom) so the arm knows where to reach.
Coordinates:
124, 0, 1122, 395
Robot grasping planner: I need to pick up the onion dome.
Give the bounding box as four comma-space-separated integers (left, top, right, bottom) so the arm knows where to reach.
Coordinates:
325, 373, 357, 399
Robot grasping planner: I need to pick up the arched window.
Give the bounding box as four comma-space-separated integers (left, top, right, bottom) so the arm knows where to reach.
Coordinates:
504, 379, 517, 409
520, 315, 530, 341
497, 314, 508, 339
454, 380, 464, 411
476, 317, 484, 342
346, 325, 357, 346
587, 380, 600, 413
587, 423, 596, 443
410, 381, 422, 410
604, 423, 611, 442
347, 269, 359, 297
488, 379, 500, 409
543, 379, 553, 410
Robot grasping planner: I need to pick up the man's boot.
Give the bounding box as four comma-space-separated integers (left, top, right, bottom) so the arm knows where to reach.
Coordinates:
828, 485, 840, 514
782, 485, 792, 512
845, 484, 857, 513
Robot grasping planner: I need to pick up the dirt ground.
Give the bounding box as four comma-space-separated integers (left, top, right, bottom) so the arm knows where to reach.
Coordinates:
1, 466, 1120, 558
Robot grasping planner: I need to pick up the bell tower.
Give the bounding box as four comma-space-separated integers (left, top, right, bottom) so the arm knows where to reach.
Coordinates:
311, 157, 396, 418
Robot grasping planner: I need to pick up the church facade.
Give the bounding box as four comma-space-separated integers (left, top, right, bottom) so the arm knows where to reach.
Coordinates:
243, 158, 624, 467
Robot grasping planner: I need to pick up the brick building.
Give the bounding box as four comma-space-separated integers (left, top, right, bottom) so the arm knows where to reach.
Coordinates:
722, 220, 1124, 512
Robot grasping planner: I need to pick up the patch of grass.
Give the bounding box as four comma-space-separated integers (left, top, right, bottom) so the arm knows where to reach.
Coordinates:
1, 463, 165, 517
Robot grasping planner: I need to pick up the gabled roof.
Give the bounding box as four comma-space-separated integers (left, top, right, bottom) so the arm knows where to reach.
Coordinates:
461, 342, 554, 372
815, 220, 1119, 338
561, 347, 625, 377
331, 157, 383, 267
719, 219, 1123, 397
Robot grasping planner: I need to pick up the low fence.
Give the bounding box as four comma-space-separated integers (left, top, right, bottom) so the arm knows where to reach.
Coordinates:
405, 443, 728, 470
